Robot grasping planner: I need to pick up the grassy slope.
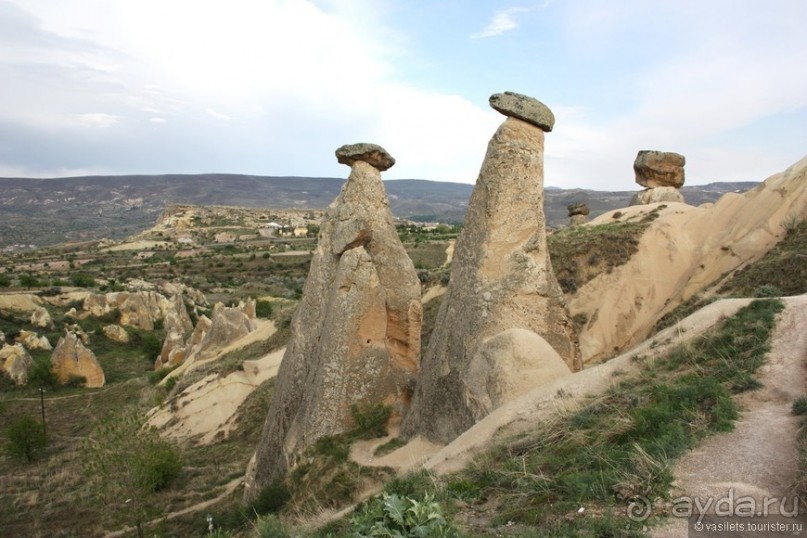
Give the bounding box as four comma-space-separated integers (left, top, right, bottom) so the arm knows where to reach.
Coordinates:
313, 300, 784, 537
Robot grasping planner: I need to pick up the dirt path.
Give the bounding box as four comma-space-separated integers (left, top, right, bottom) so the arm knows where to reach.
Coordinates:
651, 295, 807, 536
102, 477, 243, 538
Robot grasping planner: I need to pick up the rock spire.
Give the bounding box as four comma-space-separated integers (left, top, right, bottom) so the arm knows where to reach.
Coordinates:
245, 143, 422, 499
402, 93, 580, 444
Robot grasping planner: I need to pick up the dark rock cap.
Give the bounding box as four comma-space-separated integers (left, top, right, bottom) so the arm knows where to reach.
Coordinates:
567, 203, 589, 216
335, 143, 395, 171
489, 91, 555, 132
633, 150, 686, 188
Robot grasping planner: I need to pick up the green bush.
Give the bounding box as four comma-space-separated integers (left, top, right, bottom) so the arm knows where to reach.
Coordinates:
350, 492, 459, 537
19, 273, 41, 289
351, 402, 393, 439
253, 514, 289, 538
69, 273, 96, 288
793, 396, 807, 416
140, 442, 183, 492
5, 415, 47, 463
255, 300, 273, 319
27, 358, 58, 389
0, 275, 10, 287
251, 480, 291, 515
754, 284, 782, 297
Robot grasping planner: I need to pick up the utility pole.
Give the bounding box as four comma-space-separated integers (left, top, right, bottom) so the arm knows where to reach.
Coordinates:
39, 387, 46, 437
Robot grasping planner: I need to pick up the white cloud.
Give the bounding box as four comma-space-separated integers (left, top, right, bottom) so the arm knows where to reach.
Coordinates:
472, 8, 528, 39
77, 113, 121, 128
205, 109, 230, 121
150, 117, 166, 124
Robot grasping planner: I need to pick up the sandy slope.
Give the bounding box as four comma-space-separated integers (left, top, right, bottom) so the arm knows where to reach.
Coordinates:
350, 298, 756, 474
572, 155, 807, 363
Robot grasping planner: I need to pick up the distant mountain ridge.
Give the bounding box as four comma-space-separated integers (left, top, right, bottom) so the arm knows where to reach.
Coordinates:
0, 174, 758, 249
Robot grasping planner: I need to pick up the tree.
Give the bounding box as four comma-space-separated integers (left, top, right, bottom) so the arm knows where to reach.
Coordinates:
0, 274, 10, 287
82, 411, 183, 537
5, 415, 47, 462
69, 273, 96, 288
18, 273, 40, 289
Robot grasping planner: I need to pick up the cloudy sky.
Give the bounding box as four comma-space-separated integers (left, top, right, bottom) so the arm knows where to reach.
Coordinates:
1, 0, 805, 189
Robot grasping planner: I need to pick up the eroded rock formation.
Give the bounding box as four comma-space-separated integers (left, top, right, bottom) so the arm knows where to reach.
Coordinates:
245, 143, 422, 499
102, 324, 130, 343
631, 150, 686, 205
0, 344, 34, 385
18, 330, 52, 351
401, 92, 580, 444
568, 203, 589, 227
50, 330, 105, 388
30, 307, 53, 329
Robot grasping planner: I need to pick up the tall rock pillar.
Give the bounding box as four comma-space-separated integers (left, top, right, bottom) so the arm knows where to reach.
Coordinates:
402, 92, 581, 444
244, 143, 422, 500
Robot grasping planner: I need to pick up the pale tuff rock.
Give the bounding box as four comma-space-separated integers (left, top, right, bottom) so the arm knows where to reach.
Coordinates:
18, 330, 52, 351
634, 150, 685, 188
30, 307, 53, 329
630, 186, 685, 205
102, 324, 130, 343
464, 329, 572, 416
489, 91, 555, 132
64, 324, 90, 345
0, 344, 34, 385
84, 290, 194, 332
402, 97, 580, 444
245, 144, 422, 499
50, 331, 105, 388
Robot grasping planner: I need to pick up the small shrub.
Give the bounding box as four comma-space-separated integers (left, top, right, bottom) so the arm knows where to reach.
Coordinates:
5, 415, 47, 462
141, 443, 183, 492
793, 396, 807, 416
164, 376, 177, 392
69, 273, 96, 288
350, 492, 459, 537
753, 284, 782, 297
351, 402, 393, 439
0, 274, 10, 287
251, 480, 291, 515
27, 358, 58, 389
612, 211, 623, 219
255, 300, 273, 319
253, 514, 289, 538
65, 374, 88, 388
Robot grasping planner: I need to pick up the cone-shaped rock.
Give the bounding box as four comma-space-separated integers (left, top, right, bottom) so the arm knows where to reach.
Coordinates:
402, 94, 580, 444
50, 331, 105, 388
245, 143, 422, 500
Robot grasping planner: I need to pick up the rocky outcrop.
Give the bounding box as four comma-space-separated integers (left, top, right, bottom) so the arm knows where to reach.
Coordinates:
84, 290, 195, 332
401, 93, 580, 444
102, 324, 130, 343
0, 344, 34, 385
568, 203, 589, 227
245, 143, 422, 499
631, 150, 686, 205
30, 307, 53, 329
463, 329, 571, 415
631, 186, 684, 205
50, 331, 105, 388
18, 330, 52, 351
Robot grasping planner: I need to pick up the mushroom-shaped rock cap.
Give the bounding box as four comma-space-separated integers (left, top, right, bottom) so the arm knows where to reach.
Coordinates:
567, 203, 590, 216
489, 91, 555, 132
335, 143, 395, 171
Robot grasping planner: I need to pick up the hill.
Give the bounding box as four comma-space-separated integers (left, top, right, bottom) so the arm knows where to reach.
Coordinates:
0, 174, 757, 249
